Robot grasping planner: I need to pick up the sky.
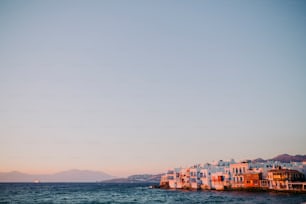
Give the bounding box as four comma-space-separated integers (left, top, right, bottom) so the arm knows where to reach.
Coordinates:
0, 0, 306, 177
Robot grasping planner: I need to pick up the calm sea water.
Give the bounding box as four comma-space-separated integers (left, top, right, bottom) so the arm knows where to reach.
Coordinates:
0, 183, 305, 204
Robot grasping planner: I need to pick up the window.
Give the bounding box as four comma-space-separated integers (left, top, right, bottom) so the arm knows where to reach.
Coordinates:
168, 176, 174, 180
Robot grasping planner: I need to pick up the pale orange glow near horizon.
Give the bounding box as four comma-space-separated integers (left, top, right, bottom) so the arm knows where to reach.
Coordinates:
2, 152, 305, 177
0, 166, 167, 177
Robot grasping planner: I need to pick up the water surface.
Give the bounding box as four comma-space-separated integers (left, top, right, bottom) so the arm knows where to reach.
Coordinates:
0, 183, 305, 203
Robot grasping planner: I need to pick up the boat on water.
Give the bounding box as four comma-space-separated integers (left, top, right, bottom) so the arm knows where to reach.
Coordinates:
33, 179, 41, 183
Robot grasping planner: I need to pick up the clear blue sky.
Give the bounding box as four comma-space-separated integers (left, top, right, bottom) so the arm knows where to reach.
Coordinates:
0, 0, 305, 176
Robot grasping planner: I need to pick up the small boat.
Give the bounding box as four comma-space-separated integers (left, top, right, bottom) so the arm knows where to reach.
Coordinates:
33, 179, 41, 183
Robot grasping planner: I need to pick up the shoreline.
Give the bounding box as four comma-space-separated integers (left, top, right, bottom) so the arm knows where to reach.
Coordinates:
155, 185, 306, 194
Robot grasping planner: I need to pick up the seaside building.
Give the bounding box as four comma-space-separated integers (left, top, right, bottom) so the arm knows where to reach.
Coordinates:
267, 168, 305, 191
230, 162, 249, 188
199, 161, 233, 190
190, 165, 202, 189
200, 168, 211, 190
179, 168, 191, 189
243, 172, 262, 189
166, 168, 182, 189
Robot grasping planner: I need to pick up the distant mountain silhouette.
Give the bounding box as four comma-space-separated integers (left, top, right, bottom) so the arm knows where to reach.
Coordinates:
251, 154, 306, 163
103, 174, 162, 183
268, 154, 306, 163
0, 171, 36, 182
252, 158, 266, 163
0, 169, 114, 182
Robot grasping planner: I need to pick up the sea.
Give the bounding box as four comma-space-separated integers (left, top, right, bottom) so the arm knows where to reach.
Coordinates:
0, 183, 305, 204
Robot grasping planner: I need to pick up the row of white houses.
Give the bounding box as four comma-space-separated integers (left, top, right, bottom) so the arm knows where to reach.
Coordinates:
160, 160, 306, 191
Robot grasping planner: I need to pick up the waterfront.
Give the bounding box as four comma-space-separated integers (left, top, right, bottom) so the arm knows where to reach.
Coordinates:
160, 159, 306, 192
0, 183, 305, 203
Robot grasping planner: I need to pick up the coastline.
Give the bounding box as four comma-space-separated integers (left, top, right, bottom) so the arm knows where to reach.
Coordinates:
156, 184, 306, 194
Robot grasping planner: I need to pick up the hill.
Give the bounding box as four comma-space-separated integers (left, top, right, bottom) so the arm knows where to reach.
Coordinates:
251, 154, 306, 163
269, 154, 306, 163
0, 169, 114, 182
103, 174, 162, 183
